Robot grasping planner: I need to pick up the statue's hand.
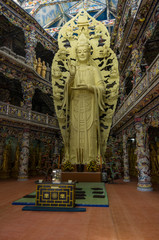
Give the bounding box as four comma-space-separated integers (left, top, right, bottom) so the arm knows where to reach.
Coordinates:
68, 60, 76, 77
87, 85, 94, 92
71, 85, 94, 92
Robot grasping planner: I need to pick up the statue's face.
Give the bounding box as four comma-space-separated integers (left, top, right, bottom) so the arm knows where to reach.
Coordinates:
76, 46, 90, 63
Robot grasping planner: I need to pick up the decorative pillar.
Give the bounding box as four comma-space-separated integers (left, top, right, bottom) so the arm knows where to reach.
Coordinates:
130, 43, 142, 85
18, 129, 30, 181
123, 131, 130, 182
21, 79, 35, 110
24, 25, 37, 67
18, 78, 34, 180
119, 75, 125, 105
135, 118, 153, 191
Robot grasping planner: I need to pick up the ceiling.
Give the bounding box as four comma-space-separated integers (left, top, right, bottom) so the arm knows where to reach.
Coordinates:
16, 0, 118, 39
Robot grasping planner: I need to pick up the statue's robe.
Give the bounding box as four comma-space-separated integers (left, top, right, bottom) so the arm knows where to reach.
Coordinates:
67, 64, 104, 164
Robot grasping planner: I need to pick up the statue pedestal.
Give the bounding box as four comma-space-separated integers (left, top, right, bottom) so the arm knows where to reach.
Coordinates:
62, 172, 101, 182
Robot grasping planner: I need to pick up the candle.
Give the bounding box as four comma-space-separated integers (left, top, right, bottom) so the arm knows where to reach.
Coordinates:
79, 148, 81, 164
76, 149, 79, 163
58, 155, 60, 169
100, 156, 102, 170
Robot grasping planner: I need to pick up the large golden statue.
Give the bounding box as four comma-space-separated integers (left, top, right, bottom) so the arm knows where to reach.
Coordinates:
52, 10, 119, 165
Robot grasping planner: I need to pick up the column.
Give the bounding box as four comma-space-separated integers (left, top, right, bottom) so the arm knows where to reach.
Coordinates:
18, 129, 30, 181
18, 78, 34, 180
24, 26, 37, 67
135, 118, 153, 191
130, 43, 141, 85
123, 131, 130, 182
21, 79, 35, 110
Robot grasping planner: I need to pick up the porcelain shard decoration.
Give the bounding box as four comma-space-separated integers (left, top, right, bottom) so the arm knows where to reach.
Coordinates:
52, 10, 119, 164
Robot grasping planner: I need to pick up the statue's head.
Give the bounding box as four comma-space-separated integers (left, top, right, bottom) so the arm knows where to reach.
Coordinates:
76, 33, 91, 63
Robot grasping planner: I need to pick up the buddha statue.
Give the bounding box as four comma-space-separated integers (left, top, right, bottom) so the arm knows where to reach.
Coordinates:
63, 34, 104, 164
37, 58, 42, 75
41, 61, 47, 79
52, 10, 119, 165
33, 55, 37, 70
46, 63, 51, 81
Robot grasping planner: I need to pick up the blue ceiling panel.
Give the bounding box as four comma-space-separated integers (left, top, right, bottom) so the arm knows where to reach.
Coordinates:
17, 0, 118, 38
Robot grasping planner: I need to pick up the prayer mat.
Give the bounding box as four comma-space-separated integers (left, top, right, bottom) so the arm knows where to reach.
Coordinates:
22, 206, 86, 212
12, 182, 109, 207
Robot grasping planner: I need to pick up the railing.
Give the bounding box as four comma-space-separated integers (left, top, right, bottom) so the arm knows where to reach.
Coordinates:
0, 102, 59, 129
112, 54, 159, 127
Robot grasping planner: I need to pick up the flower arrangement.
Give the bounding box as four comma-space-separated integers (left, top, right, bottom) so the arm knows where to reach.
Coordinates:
62, 160, 74, 172
87, 160, 99, 172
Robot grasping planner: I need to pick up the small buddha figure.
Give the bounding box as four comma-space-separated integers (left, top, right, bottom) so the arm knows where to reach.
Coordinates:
110, 65, 117, 78
98, 46, 105, 58
20, 101, 24, 107
65, 26, 74, 41
46, 63, 50, 81
37, 58, 42, 75
104, 45, 111, 58
41, 61, 47, 79
33, 55, 37, 70
94, 24, 102, 38
52, 64, 61, 79
58, 48, 68, 61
